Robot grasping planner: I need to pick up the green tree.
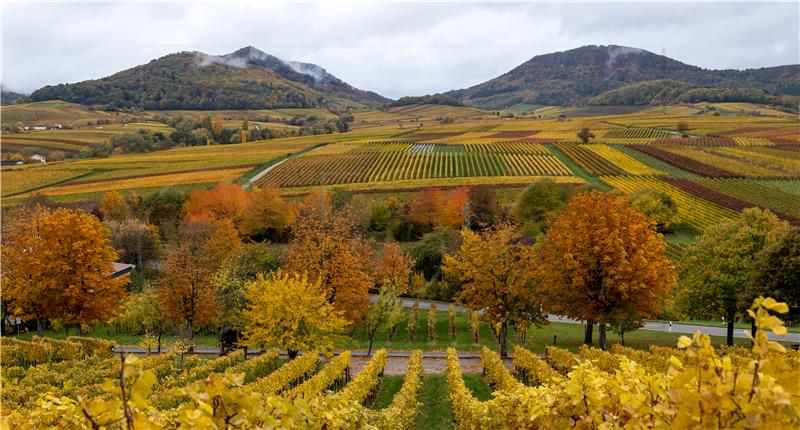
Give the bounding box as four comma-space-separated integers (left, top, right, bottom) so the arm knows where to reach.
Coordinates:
363, 284, 398, 356
677, 208, 789, 346
748, 227, 800, 325
514, 179, 573, 236
628, 189, 678, 233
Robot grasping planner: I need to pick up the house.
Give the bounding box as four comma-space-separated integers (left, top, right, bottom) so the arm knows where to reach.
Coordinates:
111, 262, 135, 279
30, 154, 46, 164
32, 125, 47, 131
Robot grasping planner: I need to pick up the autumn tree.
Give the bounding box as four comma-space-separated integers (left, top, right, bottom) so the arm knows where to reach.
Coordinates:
239, 185, 290, 242
183, 183, 250, 228
443, 224, 547, 356
408, 187, 469, 228
100, 191, 131, 222
537, 191, 677, 350
213, 114, 222, 139
748, 227, 800, 325
157, 221, 239, 347
628, 189, 677, 233
107, 218, 160, 271
157, 244, 215, 349
241, 271, 348, 358
2, 206, 56, 335
677, 208, 789, 345
466, 185, 502, 230
373, 242, 415, 293
577, 127, 595, 144
3, 207, 128, 334
363, 284, 399, 355
283, 191, 374, 322
143, 187, 187, 240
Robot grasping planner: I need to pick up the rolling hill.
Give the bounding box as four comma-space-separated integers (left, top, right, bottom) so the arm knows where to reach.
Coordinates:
29, 47, 388, 110
447, 45, 800, 109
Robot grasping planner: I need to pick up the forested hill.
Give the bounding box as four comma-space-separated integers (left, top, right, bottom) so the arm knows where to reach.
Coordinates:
29, 48, 387, 110
446, 45, 800, 109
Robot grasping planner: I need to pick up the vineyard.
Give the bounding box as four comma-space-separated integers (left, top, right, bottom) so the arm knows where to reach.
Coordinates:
3, 104, 800, 237
254, 141, 572, 188
3, 299, 799, 428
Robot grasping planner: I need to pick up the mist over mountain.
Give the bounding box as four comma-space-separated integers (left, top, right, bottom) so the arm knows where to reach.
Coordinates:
29, 47, 387, 110
446, 45, 800, 109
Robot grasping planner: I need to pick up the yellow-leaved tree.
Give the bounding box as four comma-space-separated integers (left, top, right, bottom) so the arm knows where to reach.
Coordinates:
443, 223, 546, 357
241, 271, 348, 358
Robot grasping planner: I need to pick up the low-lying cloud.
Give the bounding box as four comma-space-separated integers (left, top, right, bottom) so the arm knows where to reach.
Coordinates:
2, 1, 798, 99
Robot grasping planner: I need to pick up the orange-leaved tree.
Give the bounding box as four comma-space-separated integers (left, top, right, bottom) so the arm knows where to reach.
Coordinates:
373, 241, 415, 294
283, 191, 374, 323
408, 187, 469, 228
183, 183, 250, 228
3, 206, 128, 334
442, 223, 547, 357
158, 221, 241, 347
239, 185, 290, 242
536, 191, 676, 350
2, 206, 57, 335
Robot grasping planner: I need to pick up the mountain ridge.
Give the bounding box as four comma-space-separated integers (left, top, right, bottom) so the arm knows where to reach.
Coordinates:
446, 45, 800, 109
29, 47, 387, 110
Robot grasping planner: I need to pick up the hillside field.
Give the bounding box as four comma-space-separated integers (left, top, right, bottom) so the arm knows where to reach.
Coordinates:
3, 103, 799, 238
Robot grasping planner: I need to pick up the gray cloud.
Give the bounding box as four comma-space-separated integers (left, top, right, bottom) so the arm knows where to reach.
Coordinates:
2, 1, 798, 99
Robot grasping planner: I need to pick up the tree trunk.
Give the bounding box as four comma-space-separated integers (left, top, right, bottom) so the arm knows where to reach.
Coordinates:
36, 316, 43, 337
76, 324, 83, 336
751, 319, 757, 344
187, 320, 194, 352
499, 322, 508, 358
598, 323, 607, 351
157, 327, 162, 353
584, 321, 594, 345
367, 335, 374, 357
621, 330, 626, 347
727, 316, 735, 347
288, 350, 298, 359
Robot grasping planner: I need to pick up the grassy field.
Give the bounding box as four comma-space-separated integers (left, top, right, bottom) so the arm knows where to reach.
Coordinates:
17, 307, 753, 352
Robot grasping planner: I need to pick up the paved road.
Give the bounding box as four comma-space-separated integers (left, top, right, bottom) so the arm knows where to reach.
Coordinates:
382, 296, 800, 343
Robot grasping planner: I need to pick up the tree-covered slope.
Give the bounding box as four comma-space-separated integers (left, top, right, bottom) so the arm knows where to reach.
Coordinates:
447, 45, 800, 109
29, 48, 388, 110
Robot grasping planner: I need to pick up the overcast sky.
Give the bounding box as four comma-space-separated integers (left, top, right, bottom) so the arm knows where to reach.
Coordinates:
2, 1, 798, 99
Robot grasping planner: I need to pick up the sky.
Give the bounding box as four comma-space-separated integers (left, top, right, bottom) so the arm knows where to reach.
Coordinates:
2, 1, 799, 99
